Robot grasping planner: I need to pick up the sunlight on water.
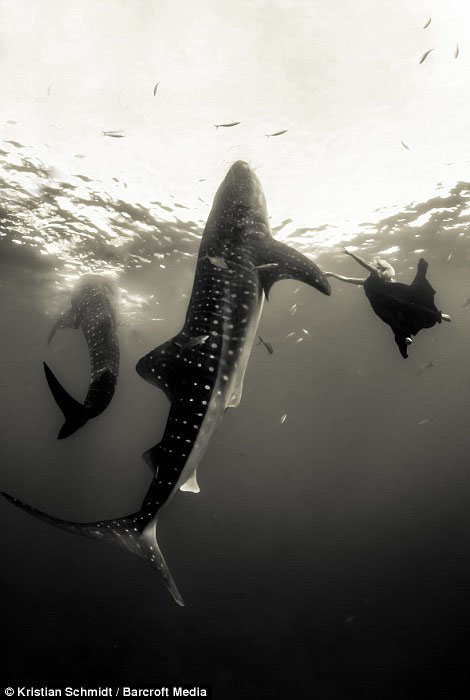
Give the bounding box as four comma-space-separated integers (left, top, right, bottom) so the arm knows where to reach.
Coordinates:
2, 135, 470, 332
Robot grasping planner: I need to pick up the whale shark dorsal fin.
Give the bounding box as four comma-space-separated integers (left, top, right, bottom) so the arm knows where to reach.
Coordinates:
258, 240, 331, 300
47, 308, 79, 345
135, 334, 185, 401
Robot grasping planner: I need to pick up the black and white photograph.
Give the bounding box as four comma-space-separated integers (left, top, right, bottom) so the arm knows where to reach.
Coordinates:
1, 1, 469, 697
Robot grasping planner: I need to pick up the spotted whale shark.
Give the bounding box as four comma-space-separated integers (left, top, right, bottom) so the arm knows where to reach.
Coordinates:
2, 161, 330, 606
44, 275, 120, 438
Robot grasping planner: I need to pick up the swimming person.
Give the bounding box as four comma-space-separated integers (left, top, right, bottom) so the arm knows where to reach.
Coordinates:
325, 248, 451, 358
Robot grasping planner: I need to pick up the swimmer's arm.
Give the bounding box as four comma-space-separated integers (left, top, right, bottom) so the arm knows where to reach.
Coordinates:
343, 248, 377, 274
324, 272, 365, 285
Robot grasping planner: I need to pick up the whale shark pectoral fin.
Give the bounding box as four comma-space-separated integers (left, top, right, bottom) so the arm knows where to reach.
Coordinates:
47, 308, 79, 345
1, 492, 185, 607
135, 334, 185, 401
258, 240, 331, 300
43, 363, 88, 439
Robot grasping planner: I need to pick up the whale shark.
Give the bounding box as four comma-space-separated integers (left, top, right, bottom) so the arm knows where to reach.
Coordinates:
44, 276, 120, 438
2, 161, 330, 605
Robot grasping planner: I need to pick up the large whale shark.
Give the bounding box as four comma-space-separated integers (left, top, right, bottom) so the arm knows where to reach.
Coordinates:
2, 161, 330, 605
44, 276, 120, 438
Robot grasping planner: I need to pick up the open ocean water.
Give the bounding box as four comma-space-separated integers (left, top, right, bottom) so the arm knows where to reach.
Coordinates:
1, 2, 470, 698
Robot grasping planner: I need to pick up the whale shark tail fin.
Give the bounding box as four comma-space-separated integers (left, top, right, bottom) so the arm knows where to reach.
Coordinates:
43, 362, 88, 439
1, 491, 185, 607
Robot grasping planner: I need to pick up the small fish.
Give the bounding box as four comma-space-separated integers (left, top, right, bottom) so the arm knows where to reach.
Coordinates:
461, 297, 470, 308
423, 17, 431, 29
446, 252, 452, 263
102, 131, 125, 138
295, 337, 304, 344
266, 129, 288, 138
345, 616, 356, 624
214, 121, 240, 128
153, 81, 160, 96
302, 329, 310, 337
286, 332, 295, 338
289, 304, 298, 315
455, 43, 459, 59
198, 196, 208, 205
213, 513, 220, 530
401, 140, 410, 150
5, 140, 23, 148
206, 255, 228, 270
187, 335, 209, 348
256, 336, 274, 355
74, 154, 86, 159
419, 49, 434, 64
417, 418, 433, 426
415, 361, 434, 376
280, 413, 287, 424
255, 263, 279, 271
6, 120, 17, 125
47, 83, 52, 96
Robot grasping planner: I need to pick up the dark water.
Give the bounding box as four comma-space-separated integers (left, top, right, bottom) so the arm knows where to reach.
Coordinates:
1, 145, 470, 698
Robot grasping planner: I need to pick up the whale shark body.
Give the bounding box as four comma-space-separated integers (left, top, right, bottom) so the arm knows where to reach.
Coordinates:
44, 276, 120, 438
3, 161, 330, 605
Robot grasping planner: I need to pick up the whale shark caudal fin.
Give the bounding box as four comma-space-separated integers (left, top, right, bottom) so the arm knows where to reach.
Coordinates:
1, 491, 185, 606
258, 240, 331, 300
43, 362, 88, 439
47, 308, 79, 345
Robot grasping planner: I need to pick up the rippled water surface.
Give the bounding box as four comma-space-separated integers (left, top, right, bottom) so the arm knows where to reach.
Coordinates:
2, 2, 470, 698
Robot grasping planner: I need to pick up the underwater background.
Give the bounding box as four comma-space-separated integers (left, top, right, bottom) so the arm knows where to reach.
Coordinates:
1, 1, 470, 698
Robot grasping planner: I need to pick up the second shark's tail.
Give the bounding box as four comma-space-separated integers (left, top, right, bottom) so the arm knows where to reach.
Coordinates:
1, 490, 184, 606
43, 362, 88, 439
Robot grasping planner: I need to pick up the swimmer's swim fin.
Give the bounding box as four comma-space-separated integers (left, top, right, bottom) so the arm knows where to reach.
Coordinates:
1, 490, 184, 606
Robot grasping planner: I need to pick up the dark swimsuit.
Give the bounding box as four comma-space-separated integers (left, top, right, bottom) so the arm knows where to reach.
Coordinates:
363, 258, 442, 358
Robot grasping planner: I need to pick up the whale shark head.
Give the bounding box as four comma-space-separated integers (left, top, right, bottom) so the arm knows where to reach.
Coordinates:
206, 160, 269, 236
221, 160, 266, 208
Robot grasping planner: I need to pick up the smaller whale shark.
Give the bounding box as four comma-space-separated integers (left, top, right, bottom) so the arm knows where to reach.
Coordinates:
45, 275, 120, 438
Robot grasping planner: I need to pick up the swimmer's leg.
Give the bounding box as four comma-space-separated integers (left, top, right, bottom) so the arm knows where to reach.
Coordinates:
394, 333, 409, 359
